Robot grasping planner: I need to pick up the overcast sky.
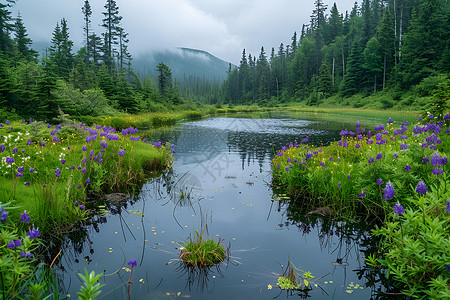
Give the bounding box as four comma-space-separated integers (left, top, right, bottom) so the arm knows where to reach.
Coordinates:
13, 0, 356, 64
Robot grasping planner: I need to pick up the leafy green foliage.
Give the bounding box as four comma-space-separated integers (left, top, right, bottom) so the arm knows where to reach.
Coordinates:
77, 269, 104, 300
373, 180, 450, 298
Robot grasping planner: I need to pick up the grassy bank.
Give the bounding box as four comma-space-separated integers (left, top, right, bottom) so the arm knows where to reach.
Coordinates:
272, 113, 449, 297
0, 120, 173, 233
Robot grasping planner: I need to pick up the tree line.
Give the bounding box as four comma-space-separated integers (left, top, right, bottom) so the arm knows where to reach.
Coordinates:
222, 0, 449, 108
0, 0, 186, 121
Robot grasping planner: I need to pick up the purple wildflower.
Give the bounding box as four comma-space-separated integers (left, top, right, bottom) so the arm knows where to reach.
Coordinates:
20, 251, 32, 258
377, 178, 383, 185
17, 166, 24, 172
86, 178, 90, 184
388, 118, 393, 124
40, 141, 45, 147
128, 260, 137, 267
1, 210, 8, 221
55, 168, 61, 178
393, 201, 405, 215
81, 168, 86, 174
376, 153, 382, 160
423, 156, 429, 164
80, 205, 85, 210
383, 181, 395, 200
368, 157, 374, 164
6, 157, 14, 163
355, 143, 360, 149
82, 145, 87, 151
119, 149, 125, 157
393, 153, 398, 159
26, 227, 40, 239
447, 201, 450, 212
61, 159, 66, 165
416, 180, 427, 195
405, 165, 412, 171
0, 144, 4, 153
359, 191, 366, 198
24, 181, 30, 185
20, 211, 31, 223
100, 140, 108, 148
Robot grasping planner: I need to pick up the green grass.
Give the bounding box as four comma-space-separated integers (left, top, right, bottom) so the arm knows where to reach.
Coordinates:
179, 227, 226, 268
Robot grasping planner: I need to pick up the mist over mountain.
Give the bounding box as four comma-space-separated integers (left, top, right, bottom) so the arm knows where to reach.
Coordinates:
132, 48, 233, 82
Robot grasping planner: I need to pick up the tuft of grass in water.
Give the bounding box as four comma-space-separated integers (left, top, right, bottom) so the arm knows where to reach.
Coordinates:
179, 227, 226, 268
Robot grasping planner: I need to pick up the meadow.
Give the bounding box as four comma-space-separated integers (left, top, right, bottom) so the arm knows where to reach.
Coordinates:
272, 112, 450, 298
0, 118, 173, 297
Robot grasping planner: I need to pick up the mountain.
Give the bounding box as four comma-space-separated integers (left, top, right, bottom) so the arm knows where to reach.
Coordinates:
132, 48, 233, 82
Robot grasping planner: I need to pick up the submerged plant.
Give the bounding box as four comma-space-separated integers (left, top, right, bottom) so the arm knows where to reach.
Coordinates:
179, 227, 227, 268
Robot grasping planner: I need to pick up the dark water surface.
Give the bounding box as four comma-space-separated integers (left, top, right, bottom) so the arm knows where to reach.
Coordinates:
58, 112, 397, 299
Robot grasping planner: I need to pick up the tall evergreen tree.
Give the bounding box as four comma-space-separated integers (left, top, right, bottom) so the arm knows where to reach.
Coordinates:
0, 1, 13, 55
13, 13, 37, 61
82, 0, 92, 64
102, 0, 122, 68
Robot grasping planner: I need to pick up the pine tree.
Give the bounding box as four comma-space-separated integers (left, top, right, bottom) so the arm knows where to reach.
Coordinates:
88, 33, 103, 65
13, 13, 37, 61
326, 3, 343, 43
49, 19, 73, 78
102, 0, 122, 68
82, 0, 92, 64
400, 0, 447, 87
156, 62, 173, 97
0, 1, 13, 55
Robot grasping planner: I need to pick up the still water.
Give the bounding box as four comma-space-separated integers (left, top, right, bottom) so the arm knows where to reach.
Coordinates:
57, 112, 398, 299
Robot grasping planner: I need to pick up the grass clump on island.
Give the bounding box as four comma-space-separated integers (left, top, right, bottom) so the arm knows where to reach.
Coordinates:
179, 227, 227, 268
272, 112, 450, 298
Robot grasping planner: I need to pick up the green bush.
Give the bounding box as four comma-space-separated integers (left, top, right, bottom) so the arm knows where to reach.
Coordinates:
372, 180, 450, 299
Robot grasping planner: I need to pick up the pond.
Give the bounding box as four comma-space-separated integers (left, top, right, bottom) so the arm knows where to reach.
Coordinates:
56, 112, 408, 299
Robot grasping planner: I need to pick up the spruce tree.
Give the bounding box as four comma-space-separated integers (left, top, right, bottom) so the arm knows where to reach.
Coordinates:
82, 0, 92, 64
13, 13, 37, 61
102, 0, 122, 68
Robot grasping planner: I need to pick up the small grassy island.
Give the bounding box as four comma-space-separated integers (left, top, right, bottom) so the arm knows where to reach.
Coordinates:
272, 113, 450, 298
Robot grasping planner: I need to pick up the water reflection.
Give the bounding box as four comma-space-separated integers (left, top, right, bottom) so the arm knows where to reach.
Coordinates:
53, 114, 403, 299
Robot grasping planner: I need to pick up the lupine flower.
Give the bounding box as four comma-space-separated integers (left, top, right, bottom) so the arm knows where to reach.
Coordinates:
287, 158, 291, 163
393, 153, 398, 159
82, 145, 87, 151
405, 165, 412, 171
447, 201, 450, 212
338, 183, 341, 187
377, 178, 383, 185
100, 140, 108, 148
52, 137, 61, 142
6, 157, 14, 163
55, 168, 61, 178
12, 148, 17, 154
368, 157, 374, 164
0, 144, 5, 153
444, 113, 450, 120
27, 227, 40, 239
7, 239, 22, 248
359, 191, 366, 198
285, 167, 289, 171
82, 158, 87, 164
446, 265, 450, 271
20, 251, 32, 258
77, 184, 82, 189
75, 201, 79, 207
24, 181, 30, 185
80, 205, 85, 210
42, 183, 46, 187
376, 153, 382, 160
356, 121, 361, 127
40, 141, 45, 147
81, 168, 86, 174
393, 201, 405, 215
128, 260, 137, 267
400, 143, 408, 150
1, 210, 8, 221
17, 166, 25, 172
86, 178, 90, 184
416, 180, 427, 194
16, 172, 23, 177
384, 181, 395, 200
20, 210, 31, 223
432, 168, 443, 175
61, 159, 66, 165
119, 149, 125, 157
5, 120, 9, 125
388, 118, 393, 124
70, 165, 75, 170
320, 162, 325, 167
347, 175, 351, 180
329, 157, 333, 161
343, 140, 348, 147
355, 143, 360, 148
423, 156, 429, 164
153, 141, 162, 147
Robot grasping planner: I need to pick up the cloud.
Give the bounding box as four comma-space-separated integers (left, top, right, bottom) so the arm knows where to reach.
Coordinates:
13, 0, 356, 65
